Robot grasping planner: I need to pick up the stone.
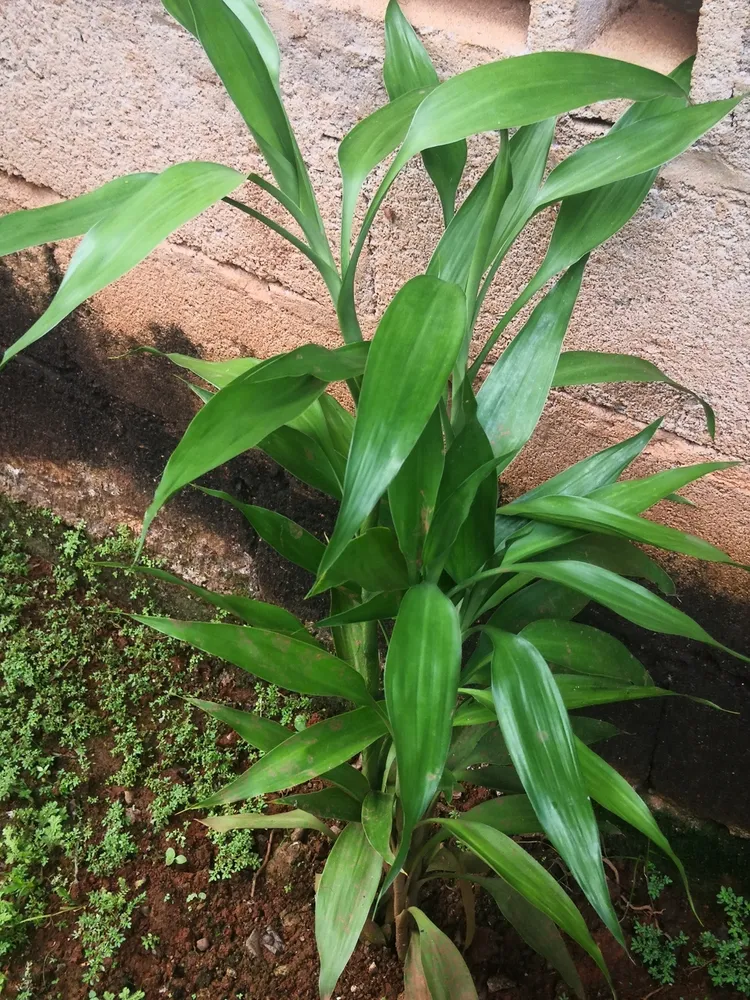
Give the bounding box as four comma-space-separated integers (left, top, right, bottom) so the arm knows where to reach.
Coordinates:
195, 937, 210, 953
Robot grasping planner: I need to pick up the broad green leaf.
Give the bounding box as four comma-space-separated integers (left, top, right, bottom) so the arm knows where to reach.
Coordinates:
554, 674, 726, 711
338, 88, 430, 265
0, 173, 155, 257
197, 487, 325, 575
506, 495, 743, 568
200, 809, 333, 836
438, 819, 610, 981
186, 696, 370, 800
188, 0, 301, 201
592, 461, 739, 513
275, 788, 362, 823
463, 794, 541, 835
388, 409, 445, 581
163, 0, 281, 86
322, 528, 409, 593
130, 345, 259, 387
476, 258, 586, 461
487, 628, 622, 943
502, 457, 734, 568
317, 591, 402, 628
385, 584, 461, 883
103, 562, 313, 640
142, 367, 328, 543
238, 342, 368, 383
520, 620, 650, 685
186, 695, 291, 751
482, 579, 589, 634
317, 824, 383, 1000
535, 533, 676, 595
540, 99, 740, 208
362, 790, 396, 863
425, 384, 497, 581
471, 876, 584, 999
490, 560, 750, 662
397, 54, 684, 164
496, 418, 663, 556
313, 276, 466, 592
132, 617, 371, 704
383, 0, 466, 222
403, 935, 431, 1000
197, 706, 386, 807
259, 424, 343, 499
552, 350, 715, 436
576, 739, 691, 901
454, 765, 525, 793
1, 162, 243, 369
408, 907, 478, 1000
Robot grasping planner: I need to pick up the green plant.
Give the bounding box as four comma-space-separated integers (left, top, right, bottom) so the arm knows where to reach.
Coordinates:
141, 931, 160, 954
164, 846, 187, 866
646, 861, 673, 901
632, 920, 689, 985
1, 0, 746, 995
74, 879, 146, 985
689, 887, 750, 994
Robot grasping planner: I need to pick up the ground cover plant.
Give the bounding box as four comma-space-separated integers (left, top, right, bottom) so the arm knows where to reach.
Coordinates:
1, 0, 748, 995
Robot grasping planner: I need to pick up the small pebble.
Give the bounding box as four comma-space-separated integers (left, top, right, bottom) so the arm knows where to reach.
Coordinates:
245, 929, 263, 960
123, 790, 134, 805
368, 961, 377, 974
486, 973, 517, 993
195, 937, 210, 952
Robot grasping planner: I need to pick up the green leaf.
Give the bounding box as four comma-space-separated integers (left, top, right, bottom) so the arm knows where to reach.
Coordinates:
397, 53, 684, 164
338, 88, 430, 267
313, 276, 466, 592
471, 876, 585, 999
482, 579, 589, 635
1, 162, 243, 369
316, 824, 383, 1000
383, 0, 466, 222
535, 533, 676, 596
403, 935, 431, 1000
576, 739, 691, 902
407, 907, 478, 1000
187, 0, 301, 202
322, 528, 409, 594
539, 99, 740, 208
388, 409, 445, 581
196, 487, 325, 575
552, 350, 715, 436
275, 788, 362, 823
476, 258, 586, 461
591, 461, 739, 513
385, 584, 462, 875
506, 495, 743, 568
487, 560, 750, 662
317, 591, 402, 628
487, 627, 623, 944
259, 424, 344, 499
132, 617, 371, 704
103, 562, 313, 640
197, 706, 386, 807
186, 696, 370, 800
553, 674, 725, 712
0, 173, 156, 257
520, 620, 650, 685
438, 819, 610, 981
163, 0, 281, 86
132, 346, 259, 388
463, 795, 541, 835
362, 791, 396, 863
200, 809, 333, 837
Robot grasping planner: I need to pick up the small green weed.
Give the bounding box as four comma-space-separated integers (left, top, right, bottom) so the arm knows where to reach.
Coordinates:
86, 801, 137, 877
645, 861, 673, 901
631, 921, 688, 986
74, 878, 146, 985
165, 846, 187, 866
689, 887, 750, 995
88, 988, 146, 1000
141, 931, 160, 954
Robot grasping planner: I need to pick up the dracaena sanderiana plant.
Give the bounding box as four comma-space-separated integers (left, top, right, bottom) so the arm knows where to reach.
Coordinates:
1, 0, 748, 995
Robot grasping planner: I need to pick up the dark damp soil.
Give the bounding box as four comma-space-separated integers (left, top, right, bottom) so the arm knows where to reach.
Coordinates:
1, 505, 749, 1000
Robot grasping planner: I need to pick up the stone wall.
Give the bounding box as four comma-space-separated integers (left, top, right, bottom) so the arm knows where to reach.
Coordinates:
1, 0, 750, 827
